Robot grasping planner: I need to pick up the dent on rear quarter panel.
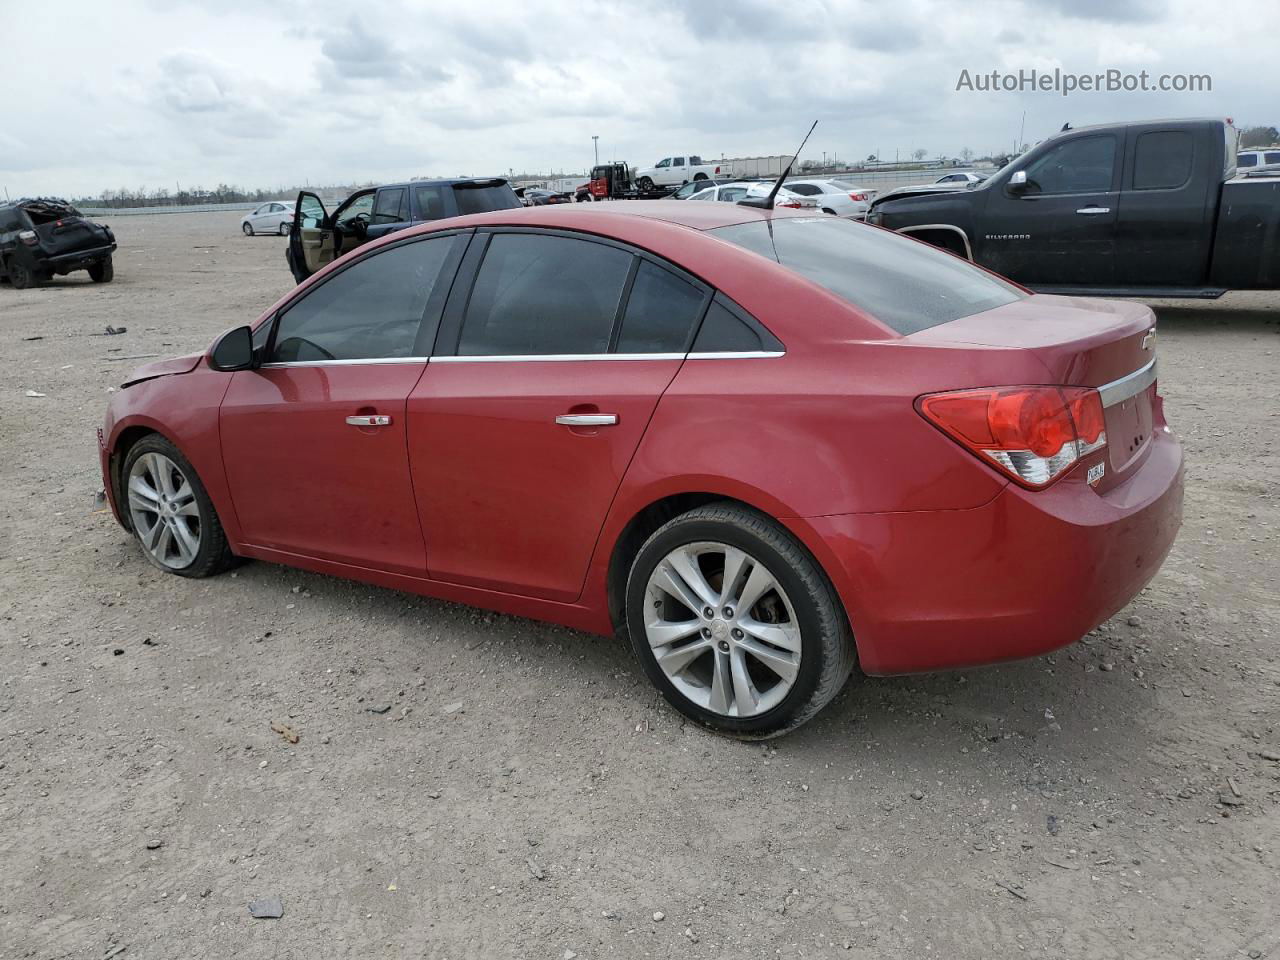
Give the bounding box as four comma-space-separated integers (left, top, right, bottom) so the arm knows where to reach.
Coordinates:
108, 368, 242, 544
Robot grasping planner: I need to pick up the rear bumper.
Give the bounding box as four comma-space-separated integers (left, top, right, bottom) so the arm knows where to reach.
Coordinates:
43, 243, 115, 271
798, 427, 1184, 675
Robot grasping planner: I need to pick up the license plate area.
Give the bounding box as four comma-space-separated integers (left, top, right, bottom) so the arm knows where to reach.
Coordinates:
1105, 384, 1154, 474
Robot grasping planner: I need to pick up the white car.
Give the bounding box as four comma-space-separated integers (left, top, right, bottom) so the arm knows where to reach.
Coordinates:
934, 171, 988, 185
240, 201, 294, 237
781, 179, 877, 218
1238, 149, 1280, 169
687, 181, 819, 209
634, 155, 729, 190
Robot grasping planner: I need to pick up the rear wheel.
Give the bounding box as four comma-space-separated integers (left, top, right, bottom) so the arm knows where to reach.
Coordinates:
693, 173, 708, 182
637, 177, 654, 192
278, 221, 291, 236
122, 434, 235, 578
88, 257, 114, 283
242, 222, 254, 236
625, 503, 856, 738
7, 259, 36, 289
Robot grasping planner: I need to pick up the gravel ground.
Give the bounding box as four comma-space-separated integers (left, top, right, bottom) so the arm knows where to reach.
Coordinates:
1, 212, 1278, 960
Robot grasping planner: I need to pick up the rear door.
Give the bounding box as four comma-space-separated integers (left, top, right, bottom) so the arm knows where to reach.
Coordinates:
979, 132, 1121, 285
1115, 126, 1216, 287
221, 233, 467, 572
407, 230, 710, 602
366, 186, 411, 241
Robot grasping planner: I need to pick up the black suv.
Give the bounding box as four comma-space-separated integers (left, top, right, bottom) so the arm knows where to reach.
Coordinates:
287, 178, 521, 283
0, 198, 116, 289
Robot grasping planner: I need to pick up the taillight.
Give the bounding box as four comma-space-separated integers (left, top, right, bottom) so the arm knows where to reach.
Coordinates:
714, 166, 721, 174
18, 229, 38, 245
917, 386, 1107, 488
849, 192, 867, 202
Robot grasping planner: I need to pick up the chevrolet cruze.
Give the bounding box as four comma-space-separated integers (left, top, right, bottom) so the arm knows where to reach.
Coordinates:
99, 201, 1183, 737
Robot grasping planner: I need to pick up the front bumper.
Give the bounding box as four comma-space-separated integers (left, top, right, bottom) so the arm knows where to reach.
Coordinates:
798, 427, 1185, 675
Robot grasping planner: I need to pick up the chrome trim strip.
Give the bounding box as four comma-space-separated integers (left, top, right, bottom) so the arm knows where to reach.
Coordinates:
685, 351, 785, 360
894, 223, 974, 261
1098, 358, 1157, 408
432, 353, 686, 363
261, 357, 429, 368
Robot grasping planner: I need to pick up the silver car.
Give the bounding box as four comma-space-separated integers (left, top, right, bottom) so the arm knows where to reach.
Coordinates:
240, 201, 293, 237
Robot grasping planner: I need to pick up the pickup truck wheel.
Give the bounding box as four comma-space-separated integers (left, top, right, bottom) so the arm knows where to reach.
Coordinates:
242, 222, 254, 236
7, 260, 36, 289
637, 177, 654, 192
89, 257, 114, 283
693, 173, 708, 181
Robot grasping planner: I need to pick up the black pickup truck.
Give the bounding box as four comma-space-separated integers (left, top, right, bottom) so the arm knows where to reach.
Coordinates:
0, 198, 115, 289
287, 177, 521, 283
866, 118, 1280, 297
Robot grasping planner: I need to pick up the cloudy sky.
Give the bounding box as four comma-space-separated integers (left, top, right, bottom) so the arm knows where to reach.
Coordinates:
2, 0, 1274, 198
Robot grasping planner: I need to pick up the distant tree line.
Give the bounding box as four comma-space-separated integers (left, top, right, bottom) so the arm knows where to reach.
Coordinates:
71, 183, 376, 208
1240, 125, 1280, 148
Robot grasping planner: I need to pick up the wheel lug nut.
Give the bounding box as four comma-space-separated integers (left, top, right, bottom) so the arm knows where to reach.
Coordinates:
723, 606, 734, 619
702, 606, 714, 619
718, 640, 730, 652
701, 627, 713, 639
732, 628, 744, 639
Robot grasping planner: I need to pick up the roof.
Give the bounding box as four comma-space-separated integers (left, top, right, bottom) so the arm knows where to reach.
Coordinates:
439, 199, 807, 233
380, 177, 511, 189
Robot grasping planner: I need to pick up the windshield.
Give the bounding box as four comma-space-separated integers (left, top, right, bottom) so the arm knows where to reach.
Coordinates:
453, 181, 522, 215
713, 217, 1025, 335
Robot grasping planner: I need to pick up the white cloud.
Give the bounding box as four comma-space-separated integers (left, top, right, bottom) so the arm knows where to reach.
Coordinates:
1, 0, 1275, 196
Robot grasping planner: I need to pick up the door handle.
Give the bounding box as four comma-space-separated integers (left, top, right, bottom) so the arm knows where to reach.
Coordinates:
346, 415, 392, 427
555, 414, 618, 426
1075, 206, 1111, 215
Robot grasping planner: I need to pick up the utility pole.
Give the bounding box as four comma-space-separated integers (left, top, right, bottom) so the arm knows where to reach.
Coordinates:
592, 135, 599, 166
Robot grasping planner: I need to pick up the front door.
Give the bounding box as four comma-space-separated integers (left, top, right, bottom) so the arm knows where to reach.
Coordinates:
408, 231, 711, 602
288, 192, 326, 283
221, 233, 465, 573
978, 132, 1121, 286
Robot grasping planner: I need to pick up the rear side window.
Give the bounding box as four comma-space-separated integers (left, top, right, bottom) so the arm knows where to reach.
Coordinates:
458, 234, 631, 356
1267, 152, 1280, 165
713, 217, 1024, 336
372, 188, 406, 224
691, 300, 774, 352
616, 261, 708, 353
1133, 131, 1194, 190
1238, 153, 1258, 167
415, 185, 446, 220
453, 182, 522, 215
271, 236, 457, 362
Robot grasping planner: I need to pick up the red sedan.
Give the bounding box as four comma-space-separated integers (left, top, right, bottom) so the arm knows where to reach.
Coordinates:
99, 202, 1183, 737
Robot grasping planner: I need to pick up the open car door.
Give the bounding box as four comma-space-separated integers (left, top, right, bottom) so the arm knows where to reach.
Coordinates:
288, 192, 327, 284
287, 188, 376, 284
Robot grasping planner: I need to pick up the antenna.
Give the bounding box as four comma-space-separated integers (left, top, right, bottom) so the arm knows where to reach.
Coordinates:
739, 120, 818, 209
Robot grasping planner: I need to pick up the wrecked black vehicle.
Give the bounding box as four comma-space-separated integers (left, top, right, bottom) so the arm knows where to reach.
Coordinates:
0, 198, 116, 289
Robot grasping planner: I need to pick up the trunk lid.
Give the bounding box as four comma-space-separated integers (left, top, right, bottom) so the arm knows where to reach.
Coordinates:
912, 294, 1160, 490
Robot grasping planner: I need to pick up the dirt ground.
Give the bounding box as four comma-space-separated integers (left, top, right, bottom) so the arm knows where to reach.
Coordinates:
1, 211, 1277, 960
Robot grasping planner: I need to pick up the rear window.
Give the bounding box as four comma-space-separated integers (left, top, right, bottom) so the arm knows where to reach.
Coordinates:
452, 181, 522, 215
712, 217, 1025, 335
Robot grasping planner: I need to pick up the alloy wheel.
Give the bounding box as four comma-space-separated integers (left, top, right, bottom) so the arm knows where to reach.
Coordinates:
643, 541, 801, 718
127, 452, 202, 570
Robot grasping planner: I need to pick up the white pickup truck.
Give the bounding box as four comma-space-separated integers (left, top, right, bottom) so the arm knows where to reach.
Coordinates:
633, 155, 728, 191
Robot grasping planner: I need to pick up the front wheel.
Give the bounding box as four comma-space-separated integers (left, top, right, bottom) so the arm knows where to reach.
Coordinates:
89, 257, 114, 283
122, 434, 235, 578
242, 222, 254, 236
625, 503, 856, 738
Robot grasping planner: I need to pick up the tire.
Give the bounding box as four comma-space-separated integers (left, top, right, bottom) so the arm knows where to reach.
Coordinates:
822, 208, 836, 216
243, 222, 254, 236
121, 434, 235, 578
88, 257, 114, 283
278, 221, 291, 236
7, 259, 36, 289
637, 177, 654, 192
624, 502, 856, 738
693, 173, 708, 181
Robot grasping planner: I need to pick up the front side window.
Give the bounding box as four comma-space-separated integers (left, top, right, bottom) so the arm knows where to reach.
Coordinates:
372, 188, 406, 225
1266, 152, 1280, 165
1021, 135, 1116, 195
1238, 153, 1258, 167
713, 217, 1024, 336
1133, 131, 1194, 190
457, 234, 631, 356
655, 159, 671, 168
616, 261, 708, 353
270, 236, 458, 362
298, 193, 325, 227
787, 183, 821, 196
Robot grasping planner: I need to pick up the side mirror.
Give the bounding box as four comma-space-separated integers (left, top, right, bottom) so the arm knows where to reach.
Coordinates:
1008, 170, 1028, 193
209, 325, 255, 372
